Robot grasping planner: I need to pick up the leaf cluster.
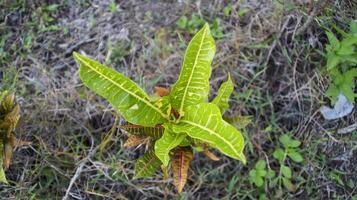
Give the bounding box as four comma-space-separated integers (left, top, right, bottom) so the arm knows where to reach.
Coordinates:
74, 23, 246, 192
0, 91, 30, 184
325, 21, 357, 103
271, 134, 303, 192
249, 160, 275, 187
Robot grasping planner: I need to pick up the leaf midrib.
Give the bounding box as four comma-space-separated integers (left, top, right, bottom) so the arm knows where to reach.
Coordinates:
179, 27, 207, 114
180, 119, 242, 159
77, 55, 169, 120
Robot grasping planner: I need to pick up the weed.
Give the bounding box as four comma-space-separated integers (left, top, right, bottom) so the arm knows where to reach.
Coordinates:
176, 15, 223, 39
324, 21, 357, 103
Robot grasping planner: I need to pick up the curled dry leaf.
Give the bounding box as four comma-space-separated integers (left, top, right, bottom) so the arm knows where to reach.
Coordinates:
154, 86, 170, 97
203, 149, 220, 161
172, 147, 193, 193
3, 143, 13, 169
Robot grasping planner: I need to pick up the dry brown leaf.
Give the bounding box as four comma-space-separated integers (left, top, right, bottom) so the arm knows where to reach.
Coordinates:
172, 147, 193, 193
203, 150, 220, 161
123, 135, 149, 148
3, 143, 13, 169
154, 86, 170, 97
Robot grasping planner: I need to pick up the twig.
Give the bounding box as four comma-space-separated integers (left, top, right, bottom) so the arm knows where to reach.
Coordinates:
337, 123, 357, 134
62, 145, 99, 200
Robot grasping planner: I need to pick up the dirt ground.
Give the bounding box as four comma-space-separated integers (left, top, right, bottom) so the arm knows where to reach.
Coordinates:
0, 0, 357, 199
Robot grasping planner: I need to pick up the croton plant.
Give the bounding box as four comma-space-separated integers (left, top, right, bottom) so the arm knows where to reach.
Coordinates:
0, 91, 31, 183
74, 23, 246, 192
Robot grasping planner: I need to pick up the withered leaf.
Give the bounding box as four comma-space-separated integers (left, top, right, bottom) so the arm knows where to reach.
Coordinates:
172, 147, 193, 193
123, 135, 149, 148
154, 86, 170, 97
203, 149, 220, 161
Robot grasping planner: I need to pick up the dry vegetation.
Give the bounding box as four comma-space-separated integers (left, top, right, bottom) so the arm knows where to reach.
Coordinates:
0, 0, 357, 199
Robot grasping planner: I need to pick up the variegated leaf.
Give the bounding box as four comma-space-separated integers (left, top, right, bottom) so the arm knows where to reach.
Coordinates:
154, 125, 186, 167
212, 74, 233, 113
1, 93, 15, 113
170, 23, 216, 116
123, 135, 149, 148
119, 123, 164, 139
172, 103, 246, 163
172, 147, 193, 193
134, 149, 162, 178
0, 143, 7, 184
74, 52, 170, 126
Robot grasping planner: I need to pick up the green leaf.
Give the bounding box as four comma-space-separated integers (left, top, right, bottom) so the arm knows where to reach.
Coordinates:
223, 6, 232, 16
0, 143, 8, 184
255, 160, 266, 170
267, 169, 276, 178
326, 54, 340, 70
344, 68, 357, 83
249, 169, 257, 177
288, 140, 301, 148
337, 44, 354, 55
134, 149, 162, 178
340, 83, 356, 102
172, 103, 246, 163
0, 167, 7, 184
212, 74, 234, 113
287, 150, 303, 163
280, 134, 301, 148
238, 7, 250, 17
176, 16, 188, 29
249, 169, 264, 187
340, 36, 357, 48
73, 52, 170, 126
256, 169, 267, 177
273, 148, 285, 162
119, 123, 164, 139
254, 177, 264, 187
154, 125, 186, 167
282, 177, 296, 191
170, 23, 216, 115
325, 84, 339, 103
279, 134, 291, 146
281, 165, 292, 178
326, 31, 340, 48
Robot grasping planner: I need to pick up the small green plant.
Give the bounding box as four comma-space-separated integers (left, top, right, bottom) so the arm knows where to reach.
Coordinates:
272, 134, 303, 192
249, 160, 268, 187
248, 159, 275, 199
108, 1, 118, 13
176, 16, 223, 39
324, 21, 357, 103
74, 23, 246, 192
32, 4, 61, 32
325, 68, 357, 103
